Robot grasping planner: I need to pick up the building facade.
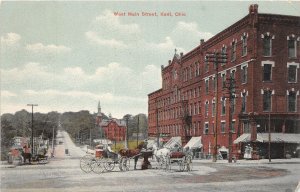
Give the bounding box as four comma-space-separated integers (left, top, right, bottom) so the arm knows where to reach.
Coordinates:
96, 101, 126, 142
148, 4, 300, 158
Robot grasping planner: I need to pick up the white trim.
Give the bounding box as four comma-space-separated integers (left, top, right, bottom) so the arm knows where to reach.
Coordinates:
201, 59, 255, 80
230, 67, 237, 73
261, 60, 275, 67
232, 119, 236, 122
287, 62, 299, 69
241, 62, 248, 68
221, 120, 226, 123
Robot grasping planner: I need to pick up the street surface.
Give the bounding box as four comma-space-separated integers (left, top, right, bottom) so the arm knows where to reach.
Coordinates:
1, 130, 300, 192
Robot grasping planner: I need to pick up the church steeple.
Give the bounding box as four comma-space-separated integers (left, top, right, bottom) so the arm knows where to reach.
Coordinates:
98, 100, 101, 115
96, 101, 102, 125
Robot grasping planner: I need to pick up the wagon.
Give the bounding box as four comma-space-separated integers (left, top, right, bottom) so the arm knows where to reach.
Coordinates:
79, 147, 128, 174
164, 151, 193, 172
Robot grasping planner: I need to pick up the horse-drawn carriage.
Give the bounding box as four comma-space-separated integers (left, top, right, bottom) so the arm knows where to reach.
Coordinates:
151, 137, 193, 172
7, 145, 48, 165
80, 142, 152, 174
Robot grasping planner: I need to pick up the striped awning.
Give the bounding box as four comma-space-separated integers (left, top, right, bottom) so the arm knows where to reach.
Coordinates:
164, 137, 182, 148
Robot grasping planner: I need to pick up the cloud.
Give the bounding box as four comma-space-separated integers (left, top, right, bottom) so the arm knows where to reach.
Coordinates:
26, 43, 71, 53
0, 33, 21, 46
1, 90, 17, 97
85, 31, 127, 48
171, 21, 213, 50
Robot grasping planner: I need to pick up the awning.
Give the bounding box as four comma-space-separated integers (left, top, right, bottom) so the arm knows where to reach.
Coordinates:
184, 137, 202, 149
219, 146, 228, 152
233, 133, 300, 144
233, 134, 251, 144
164, 137, 182, 148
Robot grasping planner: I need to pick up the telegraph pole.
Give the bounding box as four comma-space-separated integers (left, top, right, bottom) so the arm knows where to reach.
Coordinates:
27, 104, 38, 155
223, 76, 237, 163
137, 115, 139, 147
156, 99, 160, 147
124, 115, 130, 148
205, 52, 227, 162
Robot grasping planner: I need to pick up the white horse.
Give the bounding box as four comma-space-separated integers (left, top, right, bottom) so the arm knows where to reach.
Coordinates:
152, 144, 171, 168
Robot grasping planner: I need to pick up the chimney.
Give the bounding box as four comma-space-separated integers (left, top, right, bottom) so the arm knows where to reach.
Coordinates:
249, 4, 258, 14
180, 52, 183, 57
168, 60, 171, 65
200, 39, 205, 45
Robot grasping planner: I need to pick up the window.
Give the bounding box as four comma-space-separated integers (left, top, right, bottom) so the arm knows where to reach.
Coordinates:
230, 69, 236, 93
243, 122, 250, 133
221, 122, 226, 133
221, 97, 226, 115
262, 32, 274, 56
205, 101, 209, 117
204, 123, 209, 134
231, 40, 236, 61
212, 99, 216, 117
213, 76, 216, 92
287, 36, 297, 58
242, 33, 247, 56
230, 121, 235, 132
221, 46, 227, 65
241, 64, 248, 83
221, 73, 226, 88
288, 91, 296, 112
205, 57, 209, 72
263, 90, 272, 111
263, 64, 272, 81
288, 64, 298, 83
241, 92, 247, 113
205, 79, 209, 95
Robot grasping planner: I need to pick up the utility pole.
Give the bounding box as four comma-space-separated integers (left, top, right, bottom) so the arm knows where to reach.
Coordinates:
27, 104, 38, 155
205, 51, 227, 162
124, 114, 130, 149
223, 76, 237, 163
156, 100, 160, 147
137, 115, 139, 147
268, 92, 271, 162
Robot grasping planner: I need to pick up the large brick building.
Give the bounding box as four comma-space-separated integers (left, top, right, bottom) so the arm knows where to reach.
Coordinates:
148, 4, 300, 159
96, 101, 126, 142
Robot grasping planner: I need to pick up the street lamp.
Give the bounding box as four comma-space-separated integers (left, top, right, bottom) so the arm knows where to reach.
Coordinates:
27, 104, 38, 155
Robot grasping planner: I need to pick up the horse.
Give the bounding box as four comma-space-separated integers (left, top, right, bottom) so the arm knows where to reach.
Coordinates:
119, 142, 145, 170
152, 144, 171, 168
21, 152, 32, 164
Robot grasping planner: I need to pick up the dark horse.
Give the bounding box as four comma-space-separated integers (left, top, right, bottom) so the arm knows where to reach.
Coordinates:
21, 152, 32, 164
119, 142, 145, 170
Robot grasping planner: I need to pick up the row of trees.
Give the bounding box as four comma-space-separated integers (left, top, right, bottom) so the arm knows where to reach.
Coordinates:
1, 110, 148, 160
1, 110, 59, 160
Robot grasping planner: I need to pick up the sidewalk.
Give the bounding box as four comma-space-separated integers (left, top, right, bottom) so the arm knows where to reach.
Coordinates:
193, 158, 300, 164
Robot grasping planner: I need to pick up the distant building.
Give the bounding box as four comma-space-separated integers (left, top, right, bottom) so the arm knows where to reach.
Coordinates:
148, 4, 300, 159
95, 101, 126, 142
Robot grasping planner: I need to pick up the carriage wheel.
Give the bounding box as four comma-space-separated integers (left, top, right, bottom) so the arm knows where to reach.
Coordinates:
120, 157, 130, 171
80, 155, 93, 173
12, 155, 23, 166
186, 155, 193, 172
91, 158, 105, 174
103, 158, 115, 171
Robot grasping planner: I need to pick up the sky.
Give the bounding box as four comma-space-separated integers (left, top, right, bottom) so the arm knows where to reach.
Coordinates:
1, 1, 300, 118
